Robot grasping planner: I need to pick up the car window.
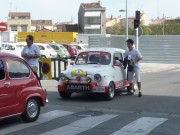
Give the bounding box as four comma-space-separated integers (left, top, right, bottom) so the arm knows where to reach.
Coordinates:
46, 45, 53, 49
7, 60, 30, 79
39, 46, 45, 50
114, 53, 123, 63
76, 52, 111, 65
0, 60, 5, 80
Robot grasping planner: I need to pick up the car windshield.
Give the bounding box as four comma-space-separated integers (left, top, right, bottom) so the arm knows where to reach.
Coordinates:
75, 51, 111, 65
46, 45, 54, 49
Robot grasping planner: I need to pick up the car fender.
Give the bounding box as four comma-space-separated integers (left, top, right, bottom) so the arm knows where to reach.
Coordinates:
19, 87, 46, 112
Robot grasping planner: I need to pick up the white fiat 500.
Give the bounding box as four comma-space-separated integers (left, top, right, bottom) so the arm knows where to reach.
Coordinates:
58, 48, 135, 100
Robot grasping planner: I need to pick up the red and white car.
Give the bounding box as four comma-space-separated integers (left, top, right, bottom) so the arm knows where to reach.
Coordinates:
0, 52, 47, 122
58, 48, 136, 100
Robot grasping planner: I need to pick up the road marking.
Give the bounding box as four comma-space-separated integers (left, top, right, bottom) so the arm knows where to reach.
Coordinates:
111, 117, 167, 135
40, 114, 117, 135
1, 110, 73, 135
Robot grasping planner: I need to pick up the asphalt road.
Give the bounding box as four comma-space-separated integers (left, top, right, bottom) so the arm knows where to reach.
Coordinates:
1, 67, 180, 135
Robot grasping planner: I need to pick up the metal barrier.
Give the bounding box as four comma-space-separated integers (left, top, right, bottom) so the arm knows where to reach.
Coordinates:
38, 58, 69, 81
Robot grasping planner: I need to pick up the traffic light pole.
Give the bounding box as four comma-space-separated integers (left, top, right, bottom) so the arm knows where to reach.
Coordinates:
135, 28, 139, 50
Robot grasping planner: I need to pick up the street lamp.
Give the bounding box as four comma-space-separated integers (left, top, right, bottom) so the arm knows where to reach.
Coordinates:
119, 0, 128, 40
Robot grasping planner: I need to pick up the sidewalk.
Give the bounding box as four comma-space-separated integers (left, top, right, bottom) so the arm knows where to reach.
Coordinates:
141, 63, 180, 73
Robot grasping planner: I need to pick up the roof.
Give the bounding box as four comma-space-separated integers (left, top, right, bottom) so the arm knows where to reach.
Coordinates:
8, 12, 30, 17
31, 20, 52, 26
81, 3, 102, 8
80, 47, 125, 53
0, 52, 22, 58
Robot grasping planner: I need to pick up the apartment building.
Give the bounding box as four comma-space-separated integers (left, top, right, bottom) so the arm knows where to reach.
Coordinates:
8, 12, 31, 32
78, 1, 106, 34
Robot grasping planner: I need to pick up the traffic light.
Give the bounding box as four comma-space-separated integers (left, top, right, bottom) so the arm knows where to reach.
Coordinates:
134, 11, 141, 29
134, 19, 140, 29
135, 11, 141, 20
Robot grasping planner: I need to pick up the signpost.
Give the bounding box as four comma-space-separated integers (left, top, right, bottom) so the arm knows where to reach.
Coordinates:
0, 22, 7, 32
0, 22, 7, 49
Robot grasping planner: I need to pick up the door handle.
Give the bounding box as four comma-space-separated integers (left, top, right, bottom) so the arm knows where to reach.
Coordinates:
4, 82, 10, 85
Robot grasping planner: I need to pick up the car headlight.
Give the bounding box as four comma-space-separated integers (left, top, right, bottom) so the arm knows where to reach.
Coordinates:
60, 73, 66, 80
86, 77, 91, 83
63, 77, 69, 83
94, 74, 101, 82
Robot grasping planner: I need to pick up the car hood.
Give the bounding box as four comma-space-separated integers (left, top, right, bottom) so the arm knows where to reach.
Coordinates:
64, 64, 110, 75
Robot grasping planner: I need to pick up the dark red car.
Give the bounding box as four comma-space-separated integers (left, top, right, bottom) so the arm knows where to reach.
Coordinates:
0, 52, 47, 122
61, 44, 78, 59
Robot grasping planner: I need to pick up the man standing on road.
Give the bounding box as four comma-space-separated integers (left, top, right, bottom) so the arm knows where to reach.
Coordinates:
21, 35, 40, 73
124, 39, 142, 97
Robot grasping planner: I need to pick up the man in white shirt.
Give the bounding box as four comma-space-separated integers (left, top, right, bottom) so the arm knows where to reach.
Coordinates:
21, 35, 40, 73
124, 39, 142, 97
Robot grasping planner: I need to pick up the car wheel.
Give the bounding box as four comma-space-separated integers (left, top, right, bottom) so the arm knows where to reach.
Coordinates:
105, 82, 115, 100
59, 92, 72, 99
21, 98, 40, 122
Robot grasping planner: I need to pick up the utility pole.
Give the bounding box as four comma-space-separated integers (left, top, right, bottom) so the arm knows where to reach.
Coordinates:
162, 14, 165, 35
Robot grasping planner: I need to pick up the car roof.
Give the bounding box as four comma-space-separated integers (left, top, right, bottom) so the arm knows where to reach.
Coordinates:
79, 47, 125, 53
34, 43, 49, 46
2, 42, 18, 46
0, 52, 22, 58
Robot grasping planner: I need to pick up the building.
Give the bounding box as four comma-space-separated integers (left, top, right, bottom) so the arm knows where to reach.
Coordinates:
78, 1, 106, 34
8, 12, 31, 32
31, 20, 53, 32
54, 21, 79, 32
106, 15, 121, 27
120, 17, 134, 29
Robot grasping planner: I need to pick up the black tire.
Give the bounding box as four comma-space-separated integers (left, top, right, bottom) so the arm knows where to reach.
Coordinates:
59, 92, 72, 99
105, 82, 115, 100
21, 98, 40, 122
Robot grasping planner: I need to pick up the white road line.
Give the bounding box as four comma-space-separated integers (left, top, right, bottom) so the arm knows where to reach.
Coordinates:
111, 117, 168, 135
40, 114, 117, 135
1, 110, 73, 135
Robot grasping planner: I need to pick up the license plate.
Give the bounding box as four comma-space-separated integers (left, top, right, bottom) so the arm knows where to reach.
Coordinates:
66, 84, 90, 91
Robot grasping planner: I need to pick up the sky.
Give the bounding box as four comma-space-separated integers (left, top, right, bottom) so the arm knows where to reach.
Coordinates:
0, 0, 180, 23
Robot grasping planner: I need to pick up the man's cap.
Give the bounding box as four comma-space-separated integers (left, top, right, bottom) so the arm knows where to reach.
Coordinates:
126, 39, 134, 45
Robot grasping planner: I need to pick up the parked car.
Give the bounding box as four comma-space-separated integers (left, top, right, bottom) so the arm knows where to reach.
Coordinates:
71, 44, 89, 53
0, 42, 24, 57
0, 52, 47, 122
49, 43, 70, 58
58, 48, 137, 100
61, 44, 78, 59
35, 43, 57, 58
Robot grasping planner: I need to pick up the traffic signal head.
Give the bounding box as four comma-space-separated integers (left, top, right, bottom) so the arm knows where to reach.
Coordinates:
134, 19, 140, 29
135, 11, 141, 20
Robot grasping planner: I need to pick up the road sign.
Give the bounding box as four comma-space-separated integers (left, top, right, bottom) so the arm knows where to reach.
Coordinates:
0, 22, 7, 32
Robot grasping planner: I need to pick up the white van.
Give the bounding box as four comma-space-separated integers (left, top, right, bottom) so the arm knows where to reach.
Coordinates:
0, 42, 24, 57
35, 43, 57, 58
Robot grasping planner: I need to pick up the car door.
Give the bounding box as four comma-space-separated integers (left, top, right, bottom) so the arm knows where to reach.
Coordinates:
0, 59, 31, 117
0, 59, 20, 117
0, 59, 8, 117
113, 53, 125, 89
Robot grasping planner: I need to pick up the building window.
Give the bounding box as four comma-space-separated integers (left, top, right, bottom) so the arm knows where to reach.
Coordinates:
11, 25, 17, 31
21, 25, 27, 32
